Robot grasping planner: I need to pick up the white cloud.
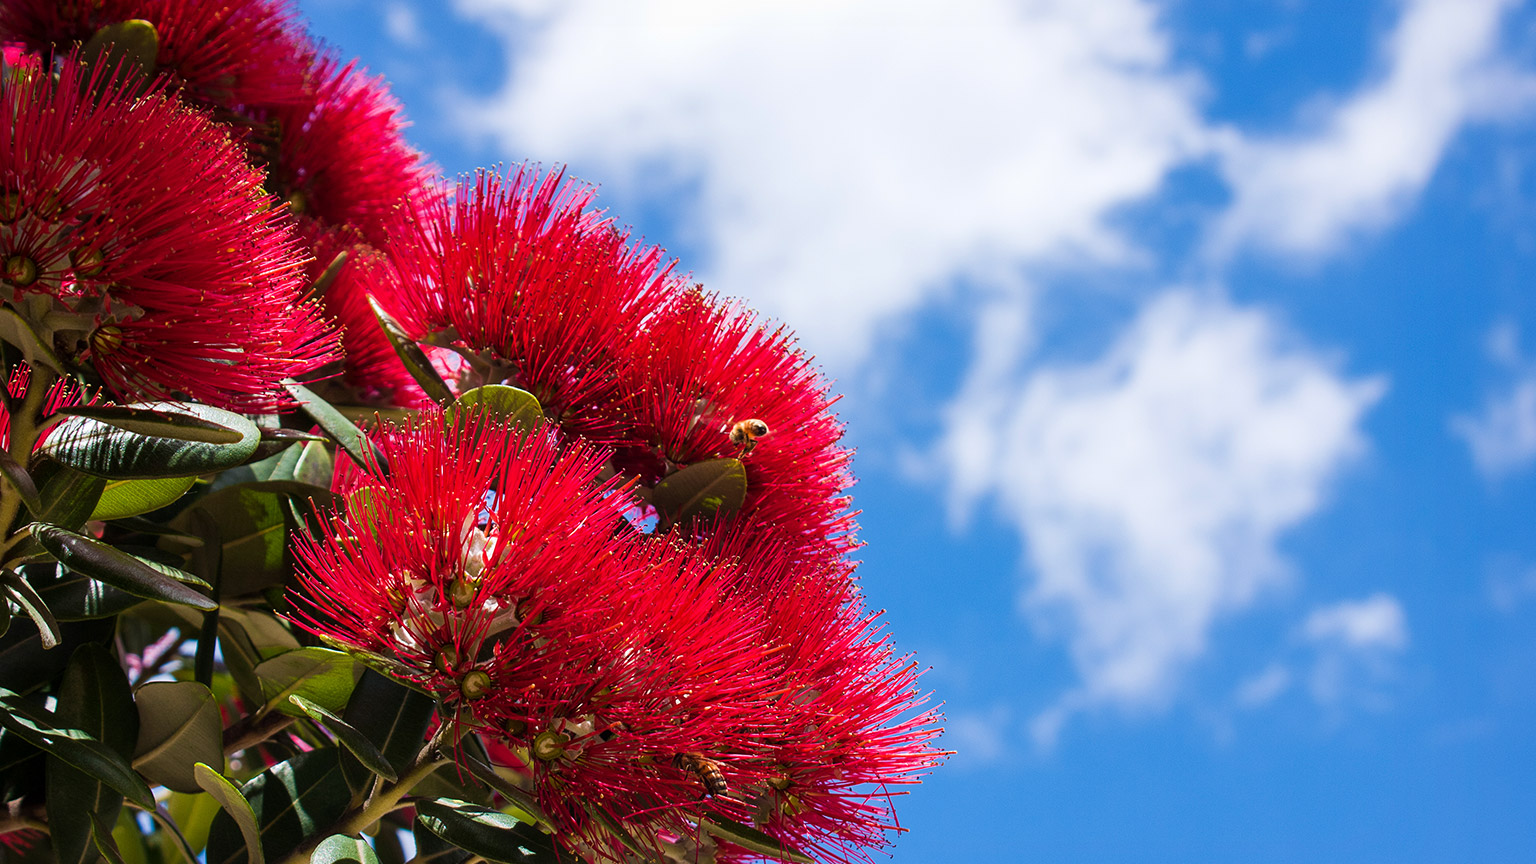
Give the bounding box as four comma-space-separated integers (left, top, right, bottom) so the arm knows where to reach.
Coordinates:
1234, 663, 1292, 709
1303, 593, 1409, 651
944, 706, 1012, 769
1454, 322, 1536, 478
940, 291, 1384, 744
383, 2, 424, 47
1211, 0, 1533, 258
450, 0, 1207, 365
1301, 593, 1409, 708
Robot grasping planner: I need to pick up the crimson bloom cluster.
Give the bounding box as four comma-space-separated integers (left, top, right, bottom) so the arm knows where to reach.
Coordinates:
0, 3, 942, 864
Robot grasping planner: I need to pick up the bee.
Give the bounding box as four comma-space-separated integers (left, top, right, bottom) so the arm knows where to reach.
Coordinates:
674, 751, 728, 798
728, 418, 770, 455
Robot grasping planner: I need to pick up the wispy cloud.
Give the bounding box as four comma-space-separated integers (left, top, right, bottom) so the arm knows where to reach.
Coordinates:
1454, 322, 1536, 478
1301, 594, 1409, 709
941, 291, 1384, 745
1211, 0, 1533, 259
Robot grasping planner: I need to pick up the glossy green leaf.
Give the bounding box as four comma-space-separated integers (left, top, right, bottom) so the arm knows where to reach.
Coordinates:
701, 813, 813, 864
57, 406, 245, 445
35, 466, 108, 532
34, 572, 138, 620
414, 798, 558, 864
448, 386, 543, 432
410, 818, 470, 864
288, 694, 396, 781
255, 647, 361, 716
195, 764, 264, 864
91, 476, 198, 521
0, 685, 153, 808
283, 380, 386, 474
204, 749, 349, 864
42, 403, 259, 480
31, 523, 215, 611
311, 835, 379, 864
337, 669, 433, 795
1, 568, 60, 648
370, 297, 455, 406
132, 681, 222, 794
652, 458, 748, 526
48, 645, 137, 864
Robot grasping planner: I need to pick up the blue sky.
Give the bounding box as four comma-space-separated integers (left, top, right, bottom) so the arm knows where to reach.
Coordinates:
298, 1, 1536, 860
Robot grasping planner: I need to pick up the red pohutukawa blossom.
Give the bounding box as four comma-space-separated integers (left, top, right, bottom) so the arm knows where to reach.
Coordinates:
291, 411, 763, 853
0, 0, 308, 115
292, 410, 943, 862
617, 287, 858, 563
379, 166, 679, 440
298, 222, 429, 408
267, 54, 434, 248
0, 54, 337, 410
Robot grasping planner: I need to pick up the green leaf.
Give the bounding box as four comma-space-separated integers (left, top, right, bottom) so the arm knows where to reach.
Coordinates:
57, 406, 246, 445
0, 617, 112, 697
291, 441, 333, 489
0, 307, 66, 376
31, 523, 216, 611
337, 669, 433, 795
370, 297, 455, 406
282, 380, 386, 474
165, 484, 285, 597
217, 617, 264, 705
413, 798, 559, 864
92, 812, 129, 864
34, 572, 139, 621
132, 681, 222, 794
0, 685, 154, 808
701, 813, 813, 864
0, 447, 41, 515
410, 818, 470, 864
195, 764, 264, 864
255, 647, 361, 716
204, 749, 349, 864
35, 466, 108, 532
80, 19, 159, 83
42, 403, 260, 480
91, 476, 198, 521
652, 458, 748, 527
311, 835, 379, 864
288, 694, 396, 781
448, 386, 543, 432
48, 645, 137, 864
1, 568, 61, 648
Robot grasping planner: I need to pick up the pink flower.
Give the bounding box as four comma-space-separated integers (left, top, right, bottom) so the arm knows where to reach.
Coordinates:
0, 53, 337, 410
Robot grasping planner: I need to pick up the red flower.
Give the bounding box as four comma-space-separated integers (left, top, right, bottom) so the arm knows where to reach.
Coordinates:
380, 166, 679, 440
290, 408, 636, 697
0, 0, 308, 114
298, 222, 429, 408
617, 288, 858, 564
266, 54, 434, 249
0, 54, 338, 410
